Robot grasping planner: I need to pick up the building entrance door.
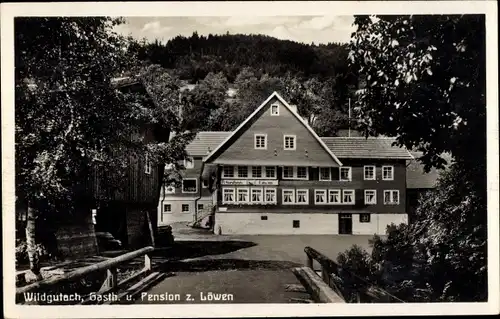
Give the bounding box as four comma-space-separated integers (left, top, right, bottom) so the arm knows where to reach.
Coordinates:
338, 213, 352, 234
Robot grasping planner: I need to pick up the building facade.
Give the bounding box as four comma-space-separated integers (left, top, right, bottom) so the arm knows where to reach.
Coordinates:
158, 92, 415, 235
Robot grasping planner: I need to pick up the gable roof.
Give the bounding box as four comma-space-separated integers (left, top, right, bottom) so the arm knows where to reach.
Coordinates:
202, 92, 343, 166
186, 131, 231, 157
406, 152, 453, 189
321, 137, 414, 160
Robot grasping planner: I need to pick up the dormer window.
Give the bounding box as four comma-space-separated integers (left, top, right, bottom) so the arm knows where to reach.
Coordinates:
271, 103, 279, 116
284, 135, 296, 150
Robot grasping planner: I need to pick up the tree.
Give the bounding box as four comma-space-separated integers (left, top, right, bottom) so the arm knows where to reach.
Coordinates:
345, 15, 487, 301
15, 18, 191, 277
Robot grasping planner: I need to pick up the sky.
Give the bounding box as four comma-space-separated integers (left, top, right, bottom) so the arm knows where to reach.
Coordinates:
113, 16, 356, 45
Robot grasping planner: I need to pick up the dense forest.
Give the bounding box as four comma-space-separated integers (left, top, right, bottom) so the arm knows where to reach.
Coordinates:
129, 32, 355, 82
128, 33, 359, 135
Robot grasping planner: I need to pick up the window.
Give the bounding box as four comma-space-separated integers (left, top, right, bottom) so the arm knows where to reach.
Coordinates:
223, 166, 234, 178
182, 179, 197, 193
265, 166, 276, 178
222, 188, 235, 204
293, 220, 300, 228
342, 190, 355, 204
271, 103, 279, 116
364, 190, 377, 205
320, 167, 331, 181
315, 189, 327, 204
184, 157, 194, 169
261, 216, 268, 220
254, 134, 267, 149
384, 190, 400, 204
283, 166, 308, 180
340, 167, 352, 181
296, 189, 309, 204
364, 166, 376, 180
284, 135, 296, 150
181, 204, 189, 212
163, 204, 171, 213
238, 166, 248, 178
283, 166, 294, 179
264, 188, 277, 204
237, 188, 249, 203
251, 188, 263, 203
197, 204, 204, 210
360, 213, 371, 223
282, 189, 295, 204
297, 167, 308, 180
328, 189, 341, 204
145, 154, 152, 174
382, 166, 394, 180
252, 166, 262, 178
202, 180, 209, 188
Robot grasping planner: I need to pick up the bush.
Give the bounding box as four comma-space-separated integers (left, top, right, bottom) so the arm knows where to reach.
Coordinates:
15, 239, 49, 266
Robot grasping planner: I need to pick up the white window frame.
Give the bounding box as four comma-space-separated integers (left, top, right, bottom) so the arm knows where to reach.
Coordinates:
339, 167, 352, 181
364, 165, 376, 180
265, 166, 276, 179
282, 189, 295, 205
282, 166, 295, 179
319, 167, 332, 181
222, 166, 234, 178
282, 166, 309, 180
254, 134, 267, 150
145, 154, 152, 174
197, 203, 204, 211
251, 166, 263, 178
163, 204, 172, 213
271, 103, 280, 116
181, 178, 198, 194
384, 190, 400, 205
314, 189, 327, 204
183, 156, 194, 169
364, 189, 377, 205
222, 187, 236, 204
342, 189, 355, 204
237, 187, 250, 204
264, 188, 277, 204
250, 187, 264, 204
382, 166, 394, 181
238, 166, 249, 178
283, 134, 297, 150
328, 189, 341, 204
296, 166, 309, 180
296, 189, 309, 205
181, 204, 190, 213
202, 180, 209, 188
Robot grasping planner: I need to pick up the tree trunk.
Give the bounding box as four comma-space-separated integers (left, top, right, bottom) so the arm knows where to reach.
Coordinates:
25, 204, 43, 280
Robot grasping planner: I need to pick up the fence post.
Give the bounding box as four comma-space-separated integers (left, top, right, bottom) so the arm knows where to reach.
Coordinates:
98, 267, 118, 293
144, 253, 152, 272
307, 254, 313, 269
321, 265, 329, 283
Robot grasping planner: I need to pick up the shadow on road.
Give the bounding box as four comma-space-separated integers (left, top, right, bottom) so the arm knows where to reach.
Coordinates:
159, 258, 301, 272
153, 240, 257, 260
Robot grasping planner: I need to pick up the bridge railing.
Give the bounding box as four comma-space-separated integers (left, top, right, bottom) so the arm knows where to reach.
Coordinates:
304, 246, 404, 303
16, 246, 155, 304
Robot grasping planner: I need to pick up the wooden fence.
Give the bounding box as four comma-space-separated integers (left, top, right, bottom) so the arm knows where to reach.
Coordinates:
304, 246, 405, 303
16, 246, 155, 304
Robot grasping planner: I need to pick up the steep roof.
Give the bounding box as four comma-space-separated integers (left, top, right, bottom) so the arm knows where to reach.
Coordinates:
406, 152, 453, 189
187, 132, 414, 160
202, 92, 343, 166
320, 137, 413, 160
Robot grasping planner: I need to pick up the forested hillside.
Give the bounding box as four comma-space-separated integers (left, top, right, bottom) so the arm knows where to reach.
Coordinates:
129, 32, 354, 82
129, 33, 359, 135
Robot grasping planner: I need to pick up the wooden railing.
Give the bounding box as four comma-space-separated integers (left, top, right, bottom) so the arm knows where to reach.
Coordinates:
16, 246, 155, 304
304, 246, 404, 303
